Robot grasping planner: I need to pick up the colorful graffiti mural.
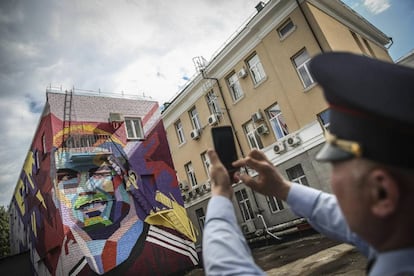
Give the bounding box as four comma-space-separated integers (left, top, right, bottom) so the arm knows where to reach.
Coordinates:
9, 95, 198, 275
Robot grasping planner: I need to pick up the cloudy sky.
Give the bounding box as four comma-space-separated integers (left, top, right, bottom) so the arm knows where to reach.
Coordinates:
0, 0, 413, 207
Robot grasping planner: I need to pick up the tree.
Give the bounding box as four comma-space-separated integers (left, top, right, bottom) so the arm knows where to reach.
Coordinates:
0, 205, 10, 258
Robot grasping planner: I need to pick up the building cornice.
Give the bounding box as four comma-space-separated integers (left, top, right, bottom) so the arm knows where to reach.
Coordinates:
308, 0, 390, 46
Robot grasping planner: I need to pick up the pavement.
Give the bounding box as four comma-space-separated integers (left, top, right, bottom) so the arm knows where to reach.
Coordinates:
266, 243, 364, 275
186, 232, 367, 275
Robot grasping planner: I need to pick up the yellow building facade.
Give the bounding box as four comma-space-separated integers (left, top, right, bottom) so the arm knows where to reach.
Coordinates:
161, 0, 392, 247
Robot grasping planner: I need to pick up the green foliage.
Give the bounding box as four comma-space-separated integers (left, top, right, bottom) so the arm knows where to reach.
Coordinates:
0, 205, 11, 258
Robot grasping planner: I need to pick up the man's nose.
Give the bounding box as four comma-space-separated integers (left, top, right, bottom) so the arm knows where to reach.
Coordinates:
79, 172, 97, 193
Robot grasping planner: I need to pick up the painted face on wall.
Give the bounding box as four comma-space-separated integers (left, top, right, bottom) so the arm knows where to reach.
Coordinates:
55, 151, 144, 273
57, 155, 131, 237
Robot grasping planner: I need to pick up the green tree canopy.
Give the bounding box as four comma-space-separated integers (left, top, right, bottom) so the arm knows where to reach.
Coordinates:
0, 205, 10, 258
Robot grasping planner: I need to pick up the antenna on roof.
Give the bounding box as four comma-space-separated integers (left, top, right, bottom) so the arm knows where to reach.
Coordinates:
192, 56, 207, 73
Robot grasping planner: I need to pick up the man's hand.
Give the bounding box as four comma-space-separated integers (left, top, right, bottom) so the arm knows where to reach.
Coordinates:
207, 149, 234, 199
233, 149, 291, 201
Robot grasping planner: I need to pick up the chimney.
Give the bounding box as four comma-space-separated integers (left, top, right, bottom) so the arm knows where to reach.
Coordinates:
255, 1, 265, 12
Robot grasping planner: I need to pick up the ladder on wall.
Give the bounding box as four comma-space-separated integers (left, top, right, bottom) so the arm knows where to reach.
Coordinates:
62, 89, 73, 149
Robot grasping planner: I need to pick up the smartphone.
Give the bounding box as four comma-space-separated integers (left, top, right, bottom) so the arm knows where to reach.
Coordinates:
211, 126, 239, 180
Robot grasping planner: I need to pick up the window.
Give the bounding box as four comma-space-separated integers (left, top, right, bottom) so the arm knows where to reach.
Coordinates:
317, 109, 331, 131
201, 151, 211, 178
267, 196, 284, 213
227, 72, 244, 102
286, 164, 309, 186
266, 103, 289, 139
42, 134, 47, 155
247, 53, 266, 84
277, 18, 295, 38
244, 121, 263, 149
292, 49, 314, 88
189, 107, 201, 130
195, 208, 206, 233
206, 90, 221, 115
185, 162, 198, 187
125, 117, 144, 139
235, 189, 254, 221
175, 119, 185, 144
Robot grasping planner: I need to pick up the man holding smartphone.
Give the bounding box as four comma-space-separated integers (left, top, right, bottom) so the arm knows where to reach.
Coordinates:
202, 52, 414, 275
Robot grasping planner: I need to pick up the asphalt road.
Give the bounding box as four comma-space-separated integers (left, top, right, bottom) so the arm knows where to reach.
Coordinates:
186, 232, 367, 275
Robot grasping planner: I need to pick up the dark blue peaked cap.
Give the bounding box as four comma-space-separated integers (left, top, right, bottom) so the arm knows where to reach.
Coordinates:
310, 52, 414, 169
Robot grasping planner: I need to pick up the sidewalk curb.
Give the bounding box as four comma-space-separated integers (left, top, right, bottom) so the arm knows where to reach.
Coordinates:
266, 243, 356, 276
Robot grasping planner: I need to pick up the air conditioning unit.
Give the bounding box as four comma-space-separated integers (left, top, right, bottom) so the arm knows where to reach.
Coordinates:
195, 186, 201, 195
197, 184, 205, 194
287, 135, 301, 147
182, 193, 188, 202
241, 220, 256, 234
237, 68, 248, 78
190, 129, 200, 140
203, 182, 210, 192
205, 181, 211, 191
251, 111, 263, 123
207, 114, 219, 126
273, 142, 286, 154
256, 124, 269, 135
109, 112, 123, 122
179, 182, 189, 191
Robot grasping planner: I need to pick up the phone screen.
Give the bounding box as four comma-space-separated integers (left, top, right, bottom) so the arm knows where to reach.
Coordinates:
211, 126, 238, 178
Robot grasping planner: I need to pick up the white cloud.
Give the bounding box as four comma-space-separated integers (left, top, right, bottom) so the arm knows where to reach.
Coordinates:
0, 0, 258, 206
363, 0, 391, 14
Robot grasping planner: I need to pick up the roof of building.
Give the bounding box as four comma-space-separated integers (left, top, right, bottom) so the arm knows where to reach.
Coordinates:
46, 91, 158, 122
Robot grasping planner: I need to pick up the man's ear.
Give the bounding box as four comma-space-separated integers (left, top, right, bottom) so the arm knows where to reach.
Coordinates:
368, 169, 399, 218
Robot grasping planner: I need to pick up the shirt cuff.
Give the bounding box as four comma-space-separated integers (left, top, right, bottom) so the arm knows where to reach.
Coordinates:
205, 195, 237, 225
286, 183, 322, 218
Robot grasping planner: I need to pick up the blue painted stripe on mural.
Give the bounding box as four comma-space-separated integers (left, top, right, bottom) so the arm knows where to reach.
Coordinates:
86, 239, 107, 273
116, 220, 144, 264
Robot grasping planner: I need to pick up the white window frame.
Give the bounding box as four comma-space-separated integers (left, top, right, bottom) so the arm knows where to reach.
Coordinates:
286, 164, 309, 186
244, 121, 263, 149
185, 162, 198, 187
175, 119, 185, 144
235, 189, 254, 221
247, 53, 266, 84
277, 18, 295, 39
189, 107, 201, 130
267, 196, 284, 213
292, 49, 314, 88
206, 90, 221, 115
227, 72, 244, 102
124, 117, 144, 140
266, 103, 289, 139
201, 151, 211, 179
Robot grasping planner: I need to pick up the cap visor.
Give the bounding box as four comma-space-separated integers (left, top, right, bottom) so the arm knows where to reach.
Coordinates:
315, 143, 354, 162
